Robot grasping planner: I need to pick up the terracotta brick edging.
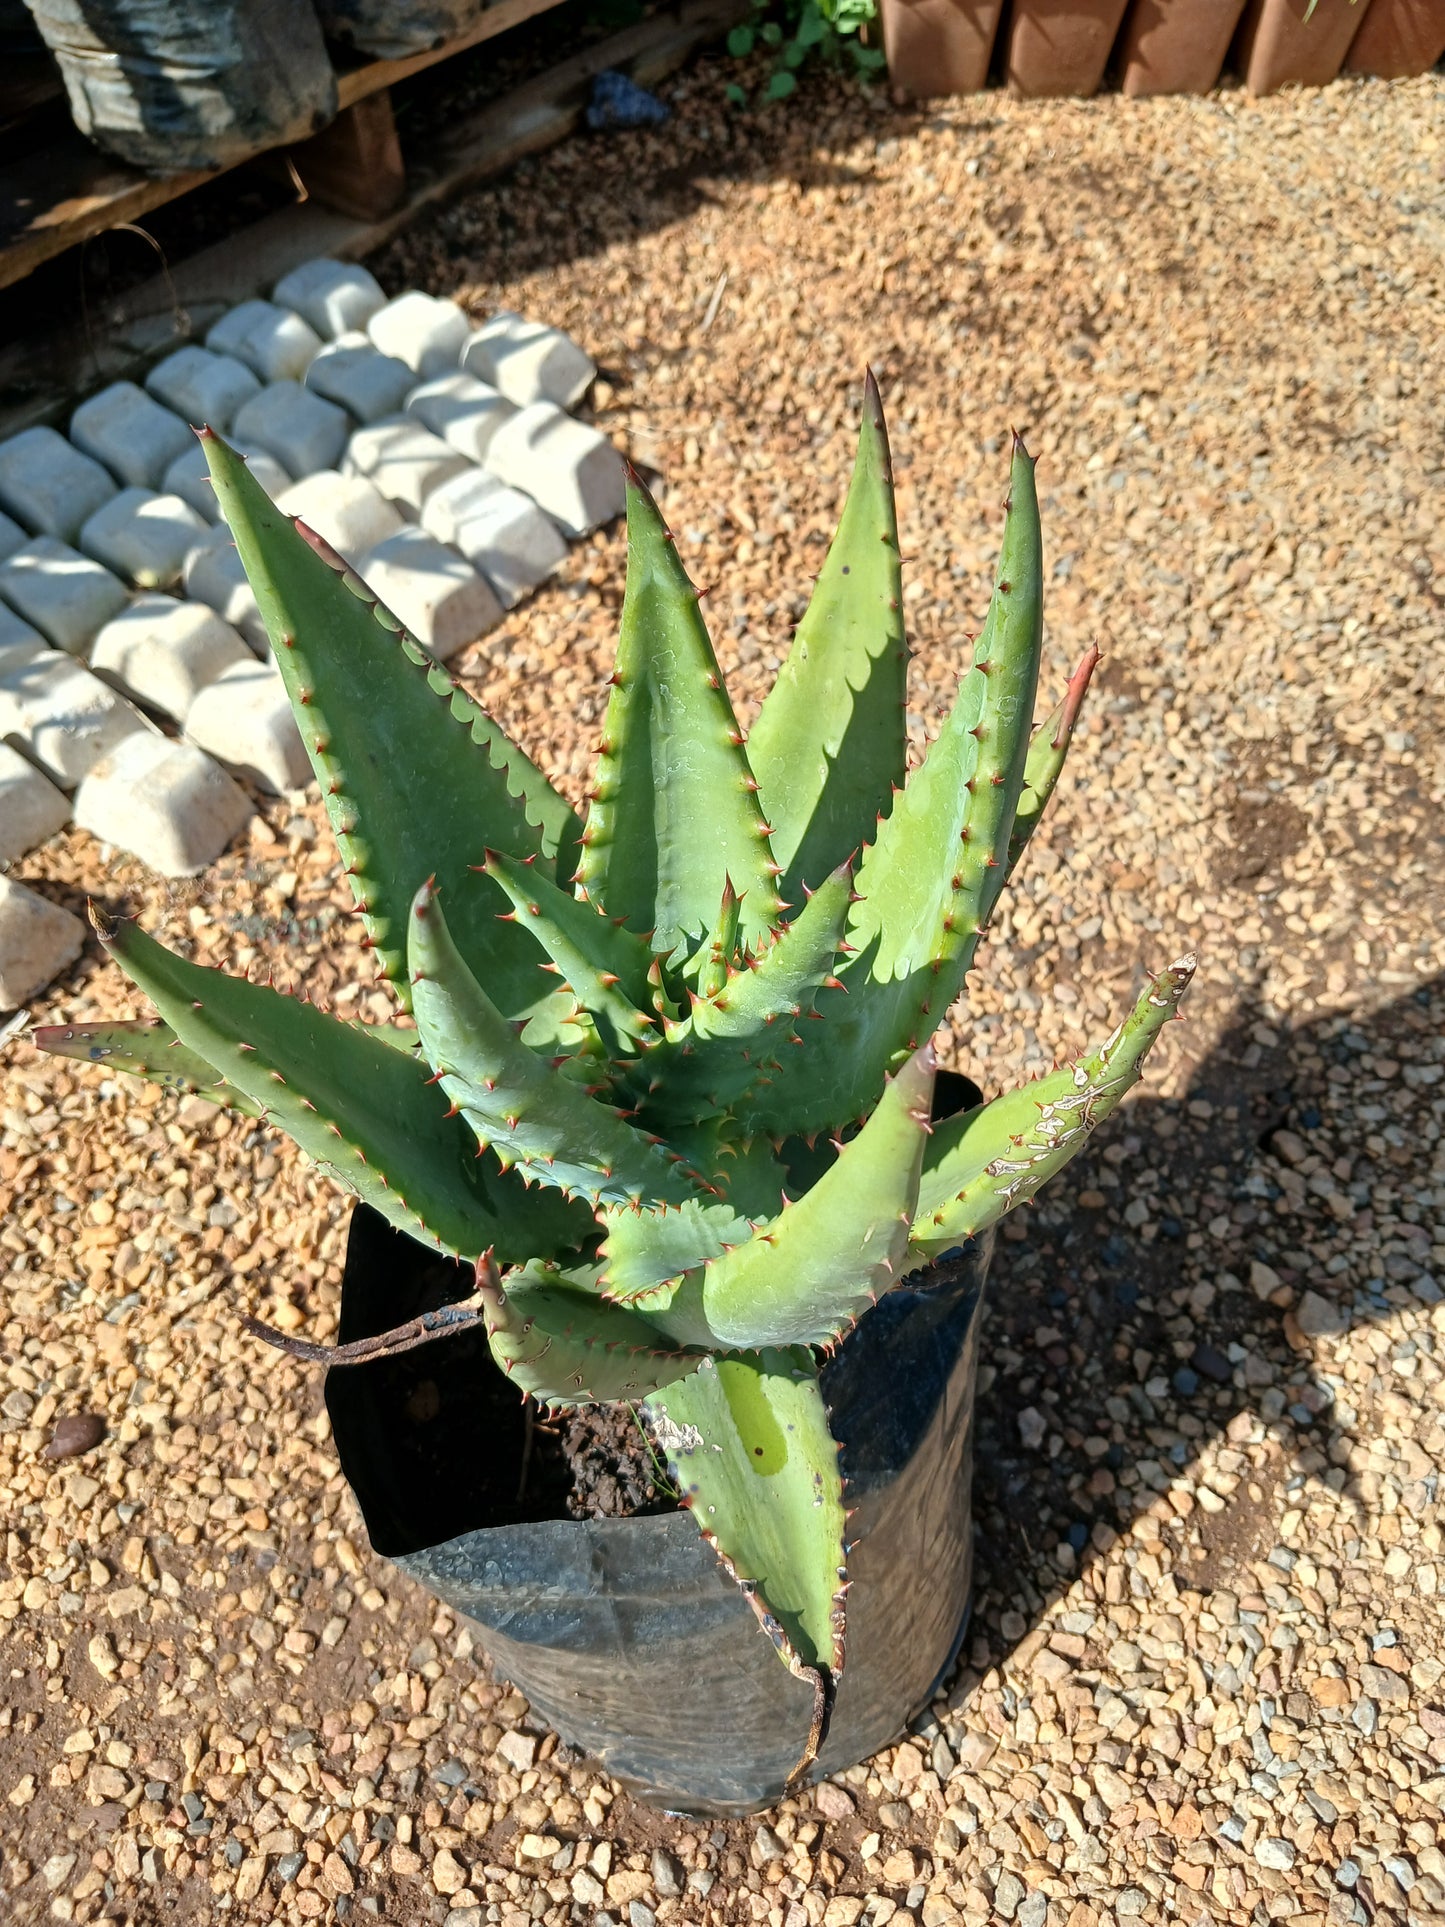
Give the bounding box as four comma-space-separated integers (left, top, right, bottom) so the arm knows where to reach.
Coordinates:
875, 0, 1445, 100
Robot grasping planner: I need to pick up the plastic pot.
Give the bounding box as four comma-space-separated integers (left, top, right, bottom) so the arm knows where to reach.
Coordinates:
1233, 0, 1374, 94
324, 1077, 992, 1816
1343, 0, 1445, 76
1118, 0, 1250, 95
878, 0, 1005, 96
1005, 0, 1131, 96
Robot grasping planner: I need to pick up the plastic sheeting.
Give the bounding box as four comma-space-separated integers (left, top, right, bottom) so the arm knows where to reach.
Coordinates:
24, 0, 336, 172
315, 0, 485, 60
327, 1169, 992, 1812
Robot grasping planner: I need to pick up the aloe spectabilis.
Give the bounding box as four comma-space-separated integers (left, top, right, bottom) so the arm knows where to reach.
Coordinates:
35, 378, 1193, 1778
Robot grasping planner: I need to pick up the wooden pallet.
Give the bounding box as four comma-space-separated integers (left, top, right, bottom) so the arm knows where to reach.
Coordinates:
0, 0, 744, 442
0, 0, 568, 293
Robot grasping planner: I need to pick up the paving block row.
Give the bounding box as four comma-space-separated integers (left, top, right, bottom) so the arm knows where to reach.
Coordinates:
0, 874, 84, 1008
0, 257, 622, 944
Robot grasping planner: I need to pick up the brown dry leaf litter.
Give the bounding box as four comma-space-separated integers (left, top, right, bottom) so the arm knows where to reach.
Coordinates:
3, 51, 1444, 1927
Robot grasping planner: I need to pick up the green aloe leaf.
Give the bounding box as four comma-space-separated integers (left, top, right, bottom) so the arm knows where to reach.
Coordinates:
31, 1017, 261, 1115
478, 1258, 705, 1406
596, 1130, 788, 1298
575, 468, 780, 958
481, 849, 657, 1057
630, 860, 855, 1128
1006, 642, 1099, 877
407, 879, 712, 1210
622, 1044, 934, 1349
201, 432, 581, 1030
909, 957, 1196, 1263
646, 1349, 846, 1683
745, 432, 1045, 1138
97, 913, 589, 1262
747, 371, 906, 903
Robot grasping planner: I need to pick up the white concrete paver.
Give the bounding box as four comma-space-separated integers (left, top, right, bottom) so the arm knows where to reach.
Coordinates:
90, 595, 251, 723
343, 416, 469, 515
206, 300, 323, 383
273, 258, 386, 339
421, 471, 567, 608
69, 382, 193, 491
275, 472, 405, 563
231, 382, 350, 480
357, 526, 502, 662
461, 311, 595, 410
77, 489, 211, 591
185, 659, 309, 795
485, 402, 624, 536
73, 732, 252, 876
0, 743, 70, 864
0, 427, 117, 545
0, 538, 130, 656
144, 347, 261, 432
0, 875, 84, 1008
0, 649, 150, 789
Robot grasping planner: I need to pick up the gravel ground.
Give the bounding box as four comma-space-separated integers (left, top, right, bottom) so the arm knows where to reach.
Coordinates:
3, 50, 1444, 1927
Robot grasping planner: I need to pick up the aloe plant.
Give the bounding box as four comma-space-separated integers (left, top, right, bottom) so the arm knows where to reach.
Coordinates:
36, 381, 1192, 1774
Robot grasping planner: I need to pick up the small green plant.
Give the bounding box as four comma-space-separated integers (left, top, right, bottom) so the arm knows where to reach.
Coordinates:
37, 382, 1191, 1774
726, 0, 883, 106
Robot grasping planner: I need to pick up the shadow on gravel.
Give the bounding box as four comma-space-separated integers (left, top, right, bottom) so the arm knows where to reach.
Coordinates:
957, 969, 1442, 1684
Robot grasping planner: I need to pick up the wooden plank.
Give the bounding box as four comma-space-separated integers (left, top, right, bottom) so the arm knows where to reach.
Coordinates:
0, 144, 218, 291
335, 0, 569, 109
0, 0, 745, 438
289, 92, 407, 222
0, 0, 572, 294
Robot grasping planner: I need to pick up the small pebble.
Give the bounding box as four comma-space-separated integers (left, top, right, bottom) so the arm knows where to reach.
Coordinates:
43, 1413, 106, 1459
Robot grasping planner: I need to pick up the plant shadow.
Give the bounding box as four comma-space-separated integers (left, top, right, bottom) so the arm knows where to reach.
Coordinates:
948, 967, 1442, 1708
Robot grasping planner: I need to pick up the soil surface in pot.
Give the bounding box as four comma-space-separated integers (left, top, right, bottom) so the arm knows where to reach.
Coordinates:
326, 1222, 677, 1552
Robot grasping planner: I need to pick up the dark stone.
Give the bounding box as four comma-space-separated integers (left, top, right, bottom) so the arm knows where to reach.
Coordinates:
43, 1412, 106, 1459
1190, 1343, 1233, 1384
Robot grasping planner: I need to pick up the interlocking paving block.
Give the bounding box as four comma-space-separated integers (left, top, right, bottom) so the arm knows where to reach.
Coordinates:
145, 346, 262, 432
0, 510, 27, 563
306, 336, 418, 425
0, 537, 130, 655
367, 290, 471, 379
461, 311, 596, 410
77, 488, 211, 591
357, 526, 502, 663
182, 533, 268, 653
485, 402, 624, 537
185, 658, 309, 795
421, 471, 567, 609
231, 382, 350, 480
273, 257, 386, 338
164, 443, 292, 523
206, 300, 323, 383
0, 426, 117, 543
0, 648, 150, 788
0, 875, 84, 1007
0, 602, 47, 671
74, 731, 252, 876
69, 382, 194, 491
91, 594, 251, 724
275, 471, 405, 563
0, 742, 70, 864
405, 371, 516, 465
343, 416, 469, 515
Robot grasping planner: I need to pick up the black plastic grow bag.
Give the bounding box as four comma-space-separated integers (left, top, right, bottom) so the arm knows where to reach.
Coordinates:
326, 1079, 992, 1815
